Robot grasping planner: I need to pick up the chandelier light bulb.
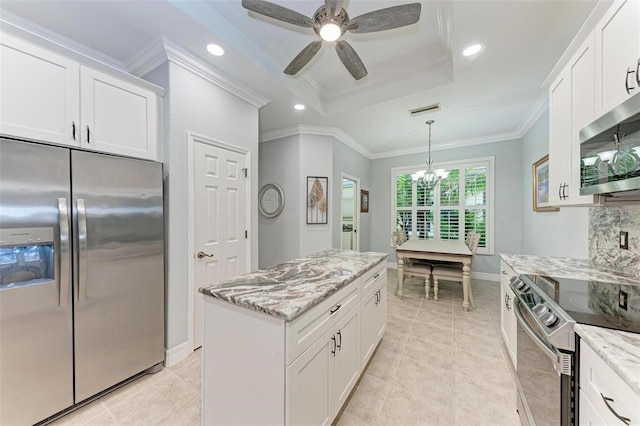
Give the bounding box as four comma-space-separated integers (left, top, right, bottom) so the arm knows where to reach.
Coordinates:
414, 119, 448, 190
320, 22, 342, 41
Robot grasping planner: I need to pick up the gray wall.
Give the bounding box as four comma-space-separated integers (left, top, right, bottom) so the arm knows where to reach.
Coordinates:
144, 61, 260, 353
521, 110, 588, 257
332, 141, 372, 251
369, 139, 524, 275
258, 136, 301, 268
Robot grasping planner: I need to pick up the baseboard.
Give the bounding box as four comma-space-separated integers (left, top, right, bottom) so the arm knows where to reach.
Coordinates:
385, 262, 499, 282
164, 341, 192, 367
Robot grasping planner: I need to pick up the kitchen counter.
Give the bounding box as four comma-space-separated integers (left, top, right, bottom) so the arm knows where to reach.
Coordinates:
199, 249, 388, 321
500, 253, 639, 286
576, 324, 640, 396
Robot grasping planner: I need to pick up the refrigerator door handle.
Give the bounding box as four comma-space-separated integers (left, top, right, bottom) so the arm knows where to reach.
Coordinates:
77, 199, 88, 304
58, 198, 71, 307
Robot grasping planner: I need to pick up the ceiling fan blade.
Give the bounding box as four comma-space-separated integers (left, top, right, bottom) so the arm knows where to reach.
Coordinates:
324, 0, 344, 18
347, 3, 421, 33
335, 41, 367, 80
284, 41, 323, 75
242, 0, 313, 28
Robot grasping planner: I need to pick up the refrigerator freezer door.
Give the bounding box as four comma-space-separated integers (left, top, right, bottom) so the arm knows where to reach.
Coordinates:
72, 150, 164, 401
0, 139, 73, 425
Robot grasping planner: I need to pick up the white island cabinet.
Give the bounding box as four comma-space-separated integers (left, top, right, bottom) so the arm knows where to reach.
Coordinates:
200, 250, 387, 426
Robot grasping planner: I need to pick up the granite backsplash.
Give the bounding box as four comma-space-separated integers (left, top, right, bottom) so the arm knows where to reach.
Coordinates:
589, 205, 640, 278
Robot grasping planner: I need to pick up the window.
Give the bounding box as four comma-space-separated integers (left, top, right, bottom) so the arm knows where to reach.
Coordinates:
392, 157, 494, 254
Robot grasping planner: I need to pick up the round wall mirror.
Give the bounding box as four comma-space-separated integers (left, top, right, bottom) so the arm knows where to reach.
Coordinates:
259, 183, 285, 218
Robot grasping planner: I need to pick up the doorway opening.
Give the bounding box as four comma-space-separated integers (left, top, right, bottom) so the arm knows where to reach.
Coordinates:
341, 174, 359, 250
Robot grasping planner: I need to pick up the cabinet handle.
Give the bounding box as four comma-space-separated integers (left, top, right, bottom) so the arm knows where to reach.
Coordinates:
331, 335, 336, 356
330, 304, 341, 314
505, 293, 511, 311
501, 271, 507, 275
558, 184, 562, 200
86, 126, 91, 144
72, 122, 76, 141
374, 273, 380, 279
626, 67, 636, 95
562, 183, 568, 200
600, 394, 630, 425
336, 330, 342, 350
636, 58, 640, 87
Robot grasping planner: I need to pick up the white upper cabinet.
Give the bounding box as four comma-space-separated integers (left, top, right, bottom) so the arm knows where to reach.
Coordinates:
549, 34, 602, 206
0, 31, 159, 161
80, 67, 157, 160
594, 0, 640, 116
0, 33, 80, 147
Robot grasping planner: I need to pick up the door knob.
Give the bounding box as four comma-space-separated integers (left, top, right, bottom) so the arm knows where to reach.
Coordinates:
196, 251, 214, 259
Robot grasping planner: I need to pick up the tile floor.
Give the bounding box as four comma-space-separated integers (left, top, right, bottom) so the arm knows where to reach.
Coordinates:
51, 270, 519, 426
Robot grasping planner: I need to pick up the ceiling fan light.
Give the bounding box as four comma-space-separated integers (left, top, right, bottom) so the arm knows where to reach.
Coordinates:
320, 22, 342, 41
294, 104, 305, 110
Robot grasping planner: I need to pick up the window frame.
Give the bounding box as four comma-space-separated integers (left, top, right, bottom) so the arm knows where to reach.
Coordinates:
390, 156, 495, 255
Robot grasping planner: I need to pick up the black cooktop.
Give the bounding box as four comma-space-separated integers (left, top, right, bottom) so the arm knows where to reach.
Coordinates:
522, 274, 640, 334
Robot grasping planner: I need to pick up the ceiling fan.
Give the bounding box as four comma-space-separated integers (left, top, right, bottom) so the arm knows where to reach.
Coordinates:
241, 0, 422, 80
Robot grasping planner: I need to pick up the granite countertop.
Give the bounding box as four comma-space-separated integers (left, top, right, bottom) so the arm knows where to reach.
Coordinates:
576, 324, 640, 396
500, 253, 639, 286
199, 249, 388, 322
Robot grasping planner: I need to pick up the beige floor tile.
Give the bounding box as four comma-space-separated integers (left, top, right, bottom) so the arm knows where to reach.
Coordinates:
453, 329, 505, 360
391, 356, 453, 398
453, 348, 515, 391
338, 374, 389, 423
377, 328, 410, 354
411, 321, 454, 347
109, 372, 199, 425
100, 368, 172, 410
402, 338, 454, 372
171, 356, 202, 392
156, 395, 201, 425
376, 383, 452, 426
363, 347, 403, 382
420, 299, 455, 315
386, 314, 415, 336
452, 315, 499, 338
452, 377, 519, 426
415, 309, 454, 329
82, 412, 119, 426
335, 409, 376, 426
48, 400, 110, 426
387, 299, 421, 320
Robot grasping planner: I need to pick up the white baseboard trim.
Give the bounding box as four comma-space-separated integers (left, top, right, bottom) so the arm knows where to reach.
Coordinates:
385, 262, 499, 282
164, 341, 192, 367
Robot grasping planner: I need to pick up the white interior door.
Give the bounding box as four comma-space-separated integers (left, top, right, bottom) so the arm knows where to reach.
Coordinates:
341, 175, 359, 250
193, 140, 248, 349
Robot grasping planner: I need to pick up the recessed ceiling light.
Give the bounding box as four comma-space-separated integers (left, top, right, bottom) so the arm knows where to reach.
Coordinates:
294, 104, 305, 110
207, 44, 225, 56
463, 43, 483, 57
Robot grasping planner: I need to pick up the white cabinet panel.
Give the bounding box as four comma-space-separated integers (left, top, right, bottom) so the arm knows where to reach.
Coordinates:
80, 67, 157, 160
549, 72, 572, 206
333, 306, 360, 413
0, 33, 79, 146
595, 0, 640, 116
499, 261, 517, 369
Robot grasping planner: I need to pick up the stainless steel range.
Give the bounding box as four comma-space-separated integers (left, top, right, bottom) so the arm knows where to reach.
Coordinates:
510, 273, 640, 426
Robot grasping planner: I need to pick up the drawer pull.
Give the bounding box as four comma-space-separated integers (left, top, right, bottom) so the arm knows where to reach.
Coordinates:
330, 304, 341, 315
331, 335, 336, 356
336, 330, 342, 350
600, 393, 630, 425
374, 273, 380, 278
501, 270, 507, 275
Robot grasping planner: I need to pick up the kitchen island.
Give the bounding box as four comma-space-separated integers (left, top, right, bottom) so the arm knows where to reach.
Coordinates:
199, 249, 388, 425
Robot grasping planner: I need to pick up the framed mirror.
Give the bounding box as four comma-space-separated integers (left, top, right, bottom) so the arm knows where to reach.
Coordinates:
259, 183, 285, 218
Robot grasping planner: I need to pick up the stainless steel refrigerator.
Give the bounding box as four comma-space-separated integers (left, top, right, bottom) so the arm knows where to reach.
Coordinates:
0, 138, 164, 425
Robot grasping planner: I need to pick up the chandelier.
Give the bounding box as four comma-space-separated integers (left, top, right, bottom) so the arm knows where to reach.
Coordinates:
412, 120, 449, 190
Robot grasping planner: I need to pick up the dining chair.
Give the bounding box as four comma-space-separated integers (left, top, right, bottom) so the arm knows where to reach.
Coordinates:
430, 232, 480, 307
391, 231, 433, 299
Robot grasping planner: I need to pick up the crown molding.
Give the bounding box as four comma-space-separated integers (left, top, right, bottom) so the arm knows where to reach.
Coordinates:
515, 92, 549, 137
127, 36, 270, 108
261, 125, 373, 159
0, 10, 127, 71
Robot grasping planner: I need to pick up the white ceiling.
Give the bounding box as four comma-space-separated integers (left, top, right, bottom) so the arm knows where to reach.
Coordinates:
1, 0, 600, 157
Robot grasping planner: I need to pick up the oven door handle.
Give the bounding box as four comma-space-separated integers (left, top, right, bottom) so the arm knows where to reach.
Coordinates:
513, 299, 570, 376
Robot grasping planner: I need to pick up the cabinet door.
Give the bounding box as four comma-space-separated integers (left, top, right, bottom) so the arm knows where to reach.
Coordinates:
333, 306, 360, 416
549, 72, 571, 206
0, 33, 80, 146
360, 289, 376, 367
80, 67, 157, 160
373, 282, 387, 342
595, 0, 640, 116
579, 390, 607, 426
286, 328, 334, 426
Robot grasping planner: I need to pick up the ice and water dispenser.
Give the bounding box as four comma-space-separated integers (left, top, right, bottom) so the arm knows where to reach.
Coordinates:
0, 228, 54, 288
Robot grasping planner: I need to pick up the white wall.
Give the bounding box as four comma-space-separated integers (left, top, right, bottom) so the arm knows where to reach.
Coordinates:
370, 139, 524, 275
144, 61, 260, 353
521, 110, 588, 257
299, 135, 333, 257
258, 135, 300, 268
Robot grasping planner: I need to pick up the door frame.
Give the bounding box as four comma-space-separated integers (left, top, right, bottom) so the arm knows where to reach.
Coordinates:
186, 131, 252, 352
340, 173, 360, 251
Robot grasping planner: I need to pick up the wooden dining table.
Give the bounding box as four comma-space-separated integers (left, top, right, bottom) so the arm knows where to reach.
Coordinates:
395, 239, 474, 310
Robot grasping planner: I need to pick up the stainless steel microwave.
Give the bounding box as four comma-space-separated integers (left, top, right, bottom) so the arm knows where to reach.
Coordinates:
580, 93, 640, 196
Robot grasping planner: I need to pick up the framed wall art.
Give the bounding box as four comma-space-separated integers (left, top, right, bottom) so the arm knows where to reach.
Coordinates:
307, 176, 328, 224
360, 190, 369, 213
532, 154, 559, 212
